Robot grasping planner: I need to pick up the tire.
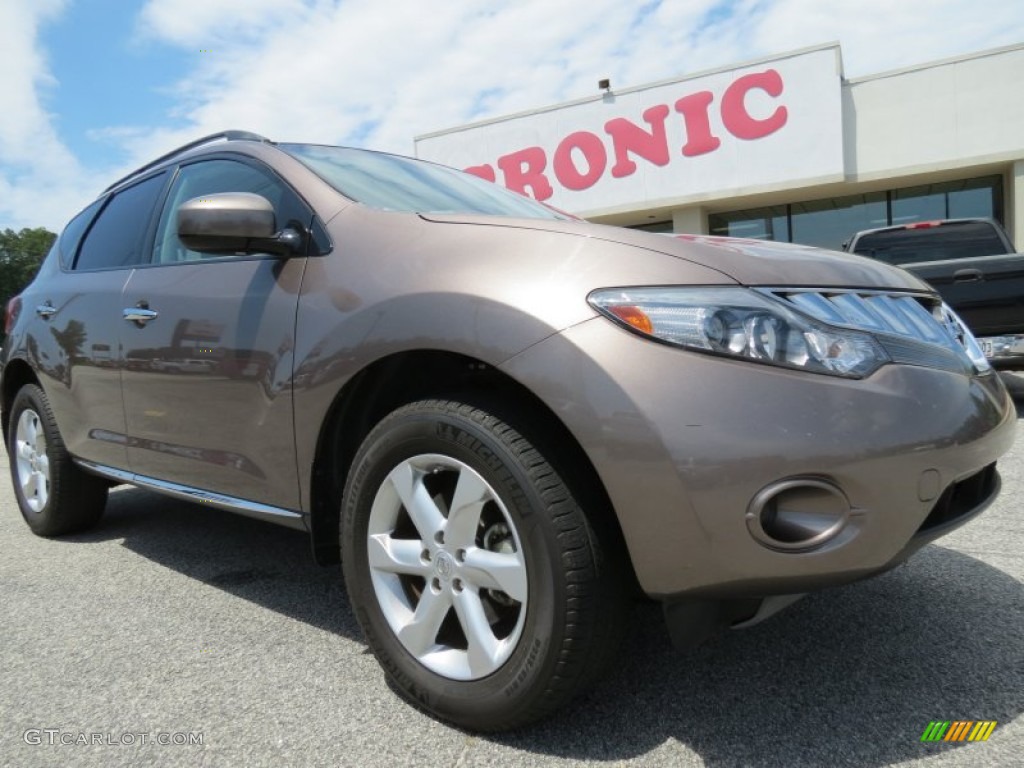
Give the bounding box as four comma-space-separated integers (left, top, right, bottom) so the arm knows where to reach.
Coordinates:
7, 383, 108, 536
341, 399, 628, 731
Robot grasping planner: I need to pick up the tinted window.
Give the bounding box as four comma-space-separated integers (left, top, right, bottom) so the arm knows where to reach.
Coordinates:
76, 173, 166, 270
709, 205, 789, 241
153, 159, 307, 264
852, 221, 1009, 265
790, 192, 887, 249
282, 144, 568, 220
707, 175, 1002, 251
59, 200, 103, 269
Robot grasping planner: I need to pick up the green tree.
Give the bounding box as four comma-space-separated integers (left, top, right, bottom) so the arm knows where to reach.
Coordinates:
51, 319, 88, 362
1, 227, 56, 341
0, 227, 56, 308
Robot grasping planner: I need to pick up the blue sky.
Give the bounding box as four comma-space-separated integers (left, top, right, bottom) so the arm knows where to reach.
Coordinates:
1, 0, 1022, 232
40, 1, 185, 169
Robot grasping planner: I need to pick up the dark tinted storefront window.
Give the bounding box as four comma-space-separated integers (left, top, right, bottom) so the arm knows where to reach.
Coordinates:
790, 192, 887, 249
708, 175, 1002, 250
901, 177, 1001, 221
948, 183, 997, 219
630, 220, 674, 233
705, 205, 789, 242
892, 184, 944, 224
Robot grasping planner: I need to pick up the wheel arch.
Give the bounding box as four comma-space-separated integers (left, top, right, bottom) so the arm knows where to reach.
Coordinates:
1, 358, 41, 439
307, 349, 636, 589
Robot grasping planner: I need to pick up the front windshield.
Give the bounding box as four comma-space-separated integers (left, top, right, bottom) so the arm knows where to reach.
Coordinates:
282, 143, 568, 220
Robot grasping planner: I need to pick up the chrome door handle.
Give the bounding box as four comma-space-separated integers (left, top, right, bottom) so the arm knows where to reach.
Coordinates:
35, 303, 57, 318
123, 307, 159, 325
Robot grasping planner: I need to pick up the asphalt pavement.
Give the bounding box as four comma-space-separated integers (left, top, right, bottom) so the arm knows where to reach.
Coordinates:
1, 381, 1022, 768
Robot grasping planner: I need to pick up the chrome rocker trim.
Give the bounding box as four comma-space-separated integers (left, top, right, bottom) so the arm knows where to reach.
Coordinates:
75, 459, 306, 530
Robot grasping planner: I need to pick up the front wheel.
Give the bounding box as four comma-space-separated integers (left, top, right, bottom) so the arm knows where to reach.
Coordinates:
341, 399, 627, 731
7, 384, 107, 536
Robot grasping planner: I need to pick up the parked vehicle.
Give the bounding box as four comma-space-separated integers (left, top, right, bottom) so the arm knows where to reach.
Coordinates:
844, 218, 1024, 368
1, 132, 1015, 731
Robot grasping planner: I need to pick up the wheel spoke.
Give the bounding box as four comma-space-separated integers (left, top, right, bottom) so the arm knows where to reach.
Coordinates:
367, 534, 430, 576
388, 462, 445, 540
23, 414, 37, 445
461, 548, 527, 603
34, 471, 49, 505
444, 469, 490, 547
452, 589, 502, 677
22, 470, 38, 501
396, 588, 452, 657
16, 441, 33, 461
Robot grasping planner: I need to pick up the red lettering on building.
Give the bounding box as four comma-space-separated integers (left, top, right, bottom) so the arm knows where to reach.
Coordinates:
553, 131, 607, 191
464, 67, 789, 199
464, 164, 496, 182
673, 91, 721, 157
721, 69, 787, 140
605, 105, 670, 178
497, 147, 554, 201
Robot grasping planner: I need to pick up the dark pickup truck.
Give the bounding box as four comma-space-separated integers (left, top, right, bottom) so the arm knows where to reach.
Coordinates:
844, 218, 1024, 369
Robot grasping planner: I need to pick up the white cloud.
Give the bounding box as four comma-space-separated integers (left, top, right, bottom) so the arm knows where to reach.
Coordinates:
136, 0, 308, 46
0, 0, 97, 232
743, 0, 1023, 74
110, 0, 734, 162
125, 0, 1024, 161
3, 0, 1023, 231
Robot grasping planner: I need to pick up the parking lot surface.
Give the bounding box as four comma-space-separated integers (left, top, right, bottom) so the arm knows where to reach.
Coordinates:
1, 382, 1022, 768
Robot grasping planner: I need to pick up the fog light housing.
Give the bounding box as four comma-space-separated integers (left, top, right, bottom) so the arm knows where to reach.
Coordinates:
746, 479, 851, 551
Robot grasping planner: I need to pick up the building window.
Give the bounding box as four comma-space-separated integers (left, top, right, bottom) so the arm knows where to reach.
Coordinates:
708, 175, 1003, 250
629, 220, 674, 233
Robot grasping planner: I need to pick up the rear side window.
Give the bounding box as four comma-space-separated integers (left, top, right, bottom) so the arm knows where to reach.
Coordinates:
58, 200, 103, 269
852, 221, 1008, 265
75, 173, 167, 270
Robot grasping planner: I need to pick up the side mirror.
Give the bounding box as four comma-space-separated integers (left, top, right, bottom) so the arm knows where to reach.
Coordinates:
177, 192, 303, 256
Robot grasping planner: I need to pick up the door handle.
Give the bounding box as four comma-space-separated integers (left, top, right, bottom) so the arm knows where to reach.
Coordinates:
35, 303, 57, 319
123, 306, 159, 326
952, 268, 983, 283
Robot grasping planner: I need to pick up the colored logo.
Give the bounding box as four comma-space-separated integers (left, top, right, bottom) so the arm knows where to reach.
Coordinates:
921, 721, 997, 743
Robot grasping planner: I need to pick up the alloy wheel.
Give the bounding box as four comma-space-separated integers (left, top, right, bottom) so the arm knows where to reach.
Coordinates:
15, 408, 50, 513
366, 453, 528, 680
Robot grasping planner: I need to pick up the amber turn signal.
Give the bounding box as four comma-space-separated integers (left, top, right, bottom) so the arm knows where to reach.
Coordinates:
607, 304, 653, 335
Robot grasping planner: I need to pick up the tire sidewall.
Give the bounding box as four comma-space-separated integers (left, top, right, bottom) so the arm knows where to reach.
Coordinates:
342, 404, 568, 726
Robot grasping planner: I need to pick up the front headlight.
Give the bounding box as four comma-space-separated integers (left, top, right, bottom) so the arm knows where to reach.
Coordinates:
588, 287, 890, 378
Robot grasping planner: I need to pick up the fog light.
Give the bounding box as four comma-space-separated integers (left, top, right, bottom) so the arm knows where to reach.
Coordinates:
746, 479, 850, 551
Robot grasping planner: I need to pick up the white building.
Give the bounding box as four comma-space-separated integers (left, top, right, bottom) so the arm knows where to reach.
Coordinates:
415, 42, 1024, 251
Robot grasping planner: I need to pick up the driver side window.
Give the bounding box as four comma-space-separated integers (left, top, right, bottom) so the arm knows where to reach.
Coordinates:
152, 159, 302, 265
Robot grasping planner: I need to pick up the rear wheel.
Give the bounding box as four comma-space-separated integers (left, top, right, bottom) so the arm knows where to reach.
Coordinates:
8, 384, 107, 536
341, 399, 627, 731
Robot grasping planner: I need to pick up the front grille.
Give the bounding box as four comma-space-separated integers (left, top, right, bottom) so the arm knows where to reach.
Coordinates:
763, 288, 978, 374
772, 290, 946, 343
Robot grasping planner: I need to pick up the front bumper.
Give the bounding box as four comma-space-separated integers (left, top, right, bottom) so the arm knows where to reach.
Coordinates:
501, 317, 1017, 600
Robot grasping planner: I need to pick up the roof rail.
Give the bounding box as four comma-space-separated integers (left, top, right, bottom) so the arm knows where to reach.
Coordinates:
101, 130, 272, 194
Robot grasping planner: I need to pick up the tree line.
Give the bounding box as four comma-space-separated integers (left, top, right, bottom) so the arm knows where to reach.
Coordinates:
1, 227, 56, 341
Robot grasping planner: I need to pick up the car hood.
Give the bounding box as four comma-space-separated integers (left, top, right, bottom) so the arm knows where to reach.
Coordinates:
419, 214, 931, 292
